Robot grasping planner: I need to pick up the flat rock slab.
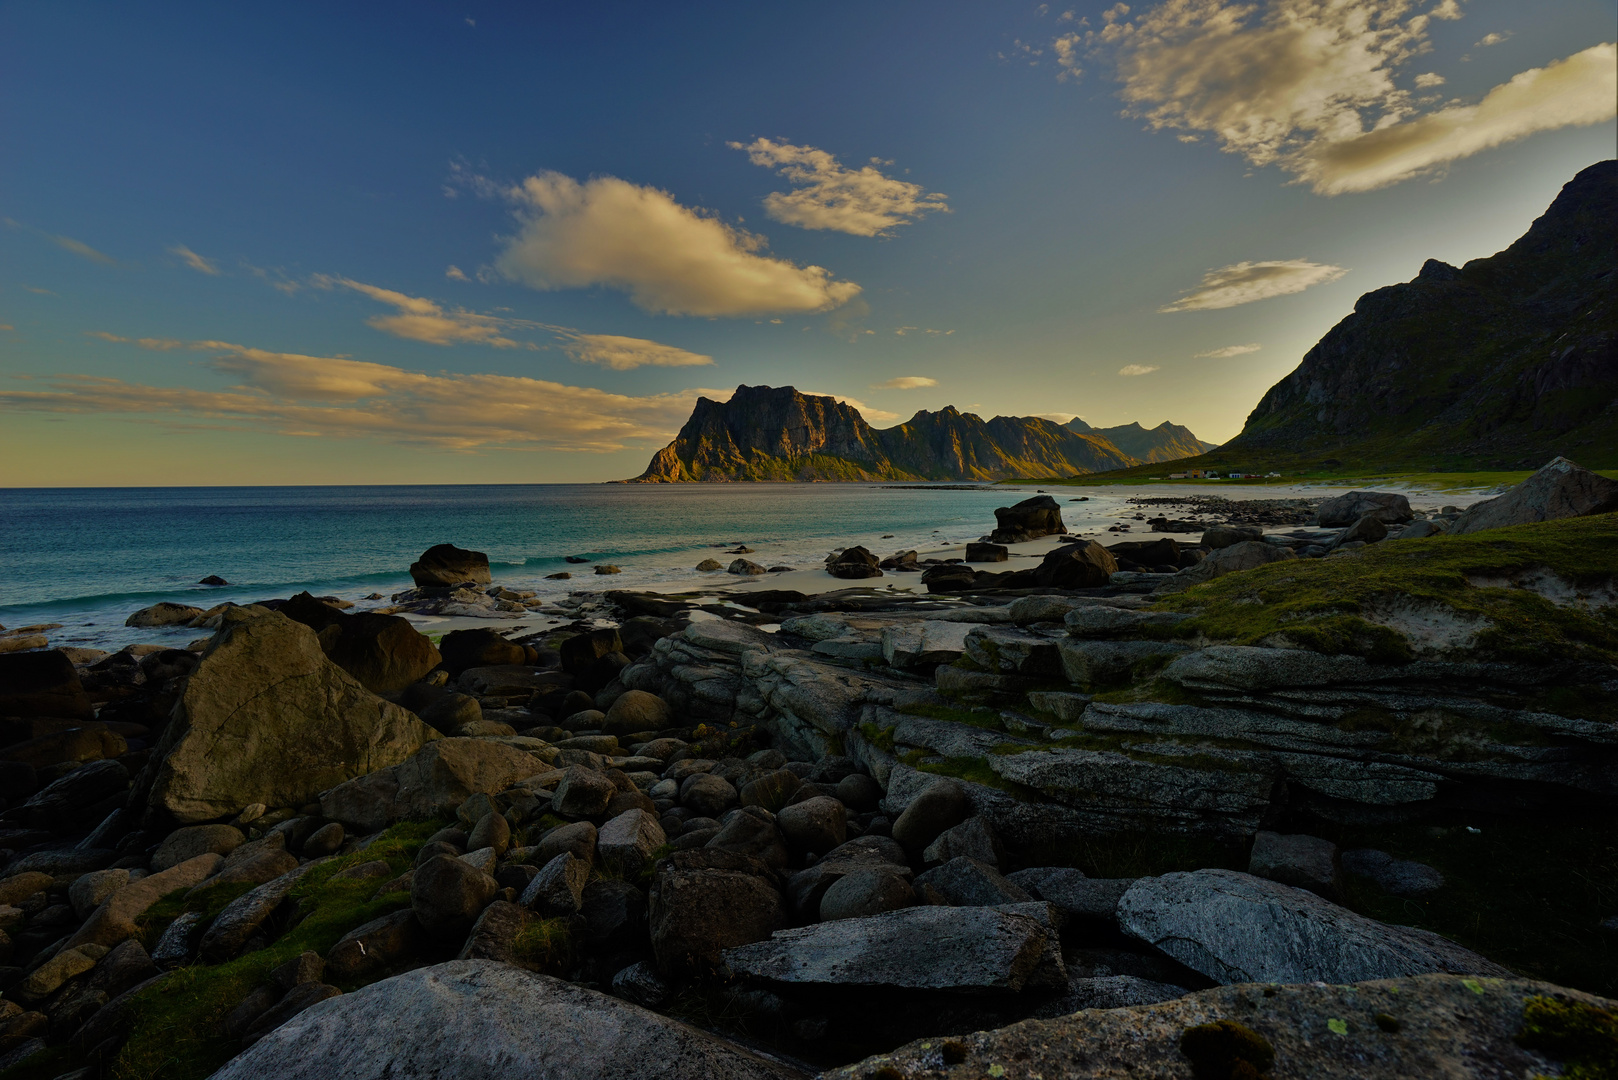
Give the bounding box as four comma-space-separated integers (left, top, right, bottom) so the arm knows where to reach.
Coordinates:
823, 974, 1614, 1080
1118, 869, 1511, 985
722, 904, 1049, 993
207, 959, 808, 1080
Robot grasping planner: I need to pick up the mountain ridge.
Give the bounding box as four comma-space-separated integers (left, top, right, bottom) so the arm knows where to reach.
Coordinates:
629, 386, 1211, 482
1065, 418, 1218, 462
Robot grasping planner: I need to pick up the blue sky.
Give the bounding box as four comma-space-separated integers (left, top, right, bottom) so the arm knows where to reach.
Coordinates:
2, 0, 1614, 484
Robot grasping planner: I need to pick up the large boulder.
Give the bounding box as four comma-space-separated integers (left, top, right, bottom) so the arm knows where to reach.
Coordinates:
320, 738, 545, 833
409, 544, 492, 587
1168, 540, 1295, 587
438, 629, 526, 676
648, 850, 786, 977
66, 853, 223, 949
280, 597, 441, 695
1117, 869, 1511, 984
1315, 491, 1412, 527
412, 855, 498, 936
207, 960, 808, 1080
145, 612, 436, 824
0, 650, 94, 720
989, 495, 1066, 544
124, 601, 205, 628
826, 546, 882, 580
1033, 541, 1118, 589
723, 904, 1053, 992
603, 690, 670, 737
1450, 456, 1618, 534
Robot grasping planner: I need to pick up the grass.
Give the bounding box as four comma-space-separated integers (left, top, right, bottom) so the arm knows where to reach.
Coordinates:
508, 915, 573, 973
1148, 514, 1618, 678
107, 819, 443, 1080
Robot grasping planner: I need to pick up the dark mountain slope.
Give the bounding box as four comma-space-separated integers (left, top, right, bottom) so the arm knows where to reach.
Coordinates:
1070, 419, 1217, 462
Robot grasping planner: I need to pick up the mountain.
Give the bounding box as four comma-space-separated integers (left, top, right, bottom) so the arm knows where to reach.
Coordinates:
630, 385, 1138, 481
1221, 159, 1618, 470
1065, 418, 1217, 462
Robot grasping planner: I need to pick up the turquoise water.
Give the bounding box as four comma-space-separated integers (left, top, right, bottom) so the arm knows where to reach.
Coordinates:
0, 484, 1136, 650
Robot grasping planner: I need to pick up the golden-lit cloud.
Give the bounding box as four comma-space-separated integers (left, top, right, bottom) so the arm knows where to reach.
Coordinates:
312, 275, 527, 348
560, 333, 713, 370
871, 376, 939, 389
1161, 259, 1348, 311
492, 171, 861, 316
170, 245, 220, 275
1194, 342, 1262, 357
1080, 1, 1615, 194
1118, 364, 1160, 376
10, 336, 725, 452
730, 138, 949, 237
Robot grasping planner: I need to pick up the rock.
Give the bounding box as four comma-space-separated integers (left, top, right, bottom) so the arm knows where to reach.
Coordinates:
827, 546, 882, 580
728, 559, 766, 575
1335, 513, 1389, 547
696, 559, 723, 571
1032, 540, 1117, 588
521, 853, 591, 916
725, 904, 1053, 992
457, 899, 540, 968
834, 772, 882, 812
270, 951, 326, 991
0, 725, 125, 768
1200, 526, 1262, 549
1248, 831, 1343, 900
964, 542, 1009, 562
817, 868, 915, 921
824, 974, 1612, 1080
437, 629, 525, 675
69, 868, 132, 920
242, 981, 342, 1045
14, 943, 104, 1003
199, 575, 229, 586
649, 850, 786, 976
125, 601, 205, 628
1028, 974, 1191, 1018
889, 777, 969, 851
989, 495, 1066, 544
1342, 848, 1446, 897
552, 766, 616, 817
923, 816, 1003, 868
302, 822, 345, 857
317, 612, 442, 696
1394, 519, 1446, 539
152, 824, 246, 872
738, 769, 802, 811
0, 872, 53, 908
880, 620, 973, 668
409, 543, 492, 587
1168, 540, 1295, 587
324, 910, 423, 984
680, 773, 738, 817
597, 809, 666, 878
320, 739, 546, 833
1064, 605, 1187, 638
595, 564, 622, 574
580, 878, 648, 950
1316, 491, 1413, 527
466, 812, 509, 857
1451, 456, 1618, 534
536, 821, 598, 865
914, 857, 1031, 906
1057, 638, 1192, 685
66, 853, 223, 949
199, 861, 325, 962
603, 691, 670, 737
775, 796, 845, 855
0, 650, 94, 720
412, 854, 499, 936
1007, 868, 1136, 921
152, 911, 207, 968
611, 961, 669, 1008
1117, 869, 1510, 984
147, 612, 433, 824
209, 960, 809, 1080
706, 807, 790, 869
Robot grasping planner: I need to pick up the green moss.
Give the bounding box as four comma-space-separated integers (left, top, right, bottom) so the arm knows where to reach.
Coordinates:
1515, 996, 1617, 1080
0, 1045, 73, 1080
110, 820, 439, 1080
857, 722, 897, 754
1151, 515, 1618, 674
508, 916, 573, 974
913, 755, 1035, 799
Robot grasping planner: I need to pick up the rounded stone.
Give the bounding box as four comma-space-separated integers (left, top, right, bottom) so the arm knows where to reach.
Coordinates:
603, 691, 671, 737
776, 796, 846, 856
302, 822, 346, 857
891, 778, 969, 851
835, 773, 883, 812
679, 773, 738, 818
818, 868, 916, 921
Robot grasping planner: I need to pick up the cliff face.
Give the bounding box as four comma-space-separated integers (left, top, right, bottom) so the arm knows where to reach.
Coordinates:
632, 387, 1137, 481
1070, 419, 1216, 463
1225, 159, 1617, 469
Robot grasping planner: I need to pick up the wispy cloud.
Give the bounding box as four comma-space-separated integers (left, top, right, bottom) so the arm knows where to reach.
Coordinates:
730, 138, 949, 237
445, 265, 469, 281
1194, 342, 1262, 358
4, 218, 117, 266
313, 275, 528, 348
1118, 364, 1160, 376
23, 335, 722, 452
1476, 30, 1513, 48
476, 169, 861, 316
559, 333, 713, 370
1161, 259, 1347, 312
170, 245, 220, 275
1078, 1, 1615, 194
871, 376, 939, 389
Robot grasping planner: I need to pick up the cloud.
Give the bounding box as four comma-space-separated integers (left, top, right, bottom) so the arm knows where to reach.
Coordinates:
1194, 342, 1262, 357
871, 376, 939, 389
170, 245, 220, 275
1081, 1, 1616, 194
1161, 259, 1348, 311
559, 333, 713, 370
445, 265, 469, 281
490, 171, 861, 316
1476, 30, 1513, 47
1414, 72, 1445, 87
1118, 364, 1161, 376
1053, 32, 1084, 79
730, 138, 949, 237
1300, 44, 1618, 194
313, 275, 528, 348
52, 235, 115, 265
9, 336, 717, 452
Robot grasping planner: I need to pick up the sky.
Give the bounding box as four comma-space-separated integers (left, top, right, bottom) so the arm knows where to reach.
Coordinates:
1, 0, 1614, 485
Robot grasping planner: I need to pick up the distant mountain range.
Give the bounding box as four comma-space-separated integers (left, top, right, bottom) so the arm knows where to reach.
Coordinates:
1207, 159, 1616, 472
630, 385, 1211, 482
1064, 418, 1218, 462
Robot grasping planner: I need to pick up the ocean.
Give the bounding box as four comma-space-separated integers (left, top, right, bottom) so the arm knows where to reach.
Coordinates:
0, 483, 1145, 651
